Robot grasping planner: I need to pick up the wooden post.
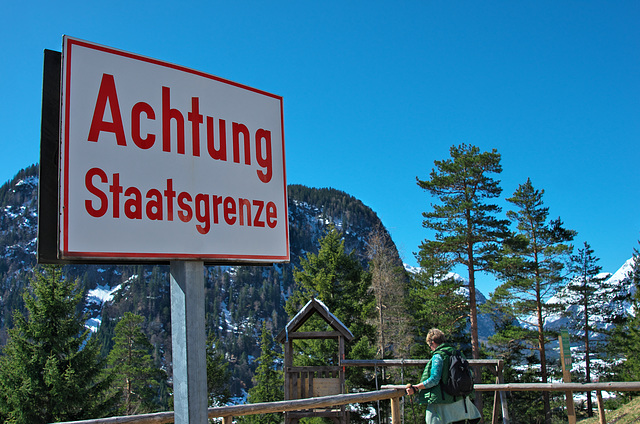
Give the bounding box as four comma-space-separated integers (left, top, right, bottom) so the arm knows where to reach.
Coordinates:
559, 331, 576, 424
498, 370, 511, 424
339, 336, 346, 393
492, 375, 500, 424
339, 336, 347, 422
596, 391, 605, 424
390, 396, 401, 424
497, 371, 510, 424
171, 261, 208, 424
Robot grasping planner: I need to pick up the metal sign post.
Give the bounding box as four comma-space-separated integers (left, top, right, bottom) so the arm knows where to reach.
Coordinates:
171, 261, 208, 423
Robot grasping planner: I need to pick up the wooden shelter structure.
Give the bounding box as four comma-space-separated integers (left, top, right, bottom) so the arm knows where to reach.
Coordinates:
276, 298, 354, 424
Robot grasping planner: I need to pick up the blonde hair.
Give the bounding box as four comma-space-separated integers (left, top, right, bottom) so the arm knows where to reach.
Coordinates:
426, 328, 446, 345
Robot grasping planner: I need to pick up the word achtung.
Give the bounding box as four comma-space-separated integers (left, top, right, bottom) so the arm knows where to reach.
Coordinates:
87, 73, 274, 184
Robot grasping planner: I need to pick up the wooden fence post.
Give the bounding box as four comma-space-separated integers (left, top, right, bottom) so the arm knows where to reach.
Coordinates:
559, 331, 576, 424
596, 391, 605, 424
391, 396, 401, 424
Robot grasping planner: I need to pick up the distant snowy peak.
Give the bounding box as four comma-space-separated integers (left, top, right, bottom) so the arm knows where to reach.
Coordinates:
403, 264, 464, 281
550, 256, 636, 305
607, 257, 636, 286
404, 264, 420, 274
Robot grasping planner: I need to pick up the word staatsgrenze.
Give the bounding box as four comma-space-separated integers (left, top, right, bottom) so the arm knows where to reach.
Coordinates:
84, 168, 278, 235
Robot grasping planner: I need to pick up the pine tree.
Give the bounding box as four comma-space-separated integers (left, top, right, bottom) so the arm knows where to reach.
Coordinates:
0, 265, 115, 423
239, 323, 283, 424
207, 332, 232, 406
416, 143, 509, 362
286, 225, 376, 422
564, 241, 609, 417
491, 178, 576, 424
287, 225, 375, 345
107, 312, 167, 414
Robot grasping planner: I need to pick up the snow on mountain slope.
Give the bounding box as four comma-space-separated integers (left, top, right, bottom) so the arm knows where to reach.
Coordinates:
85, 283, 121, 332
405, 256, 638, 344
545, 257, 636, 335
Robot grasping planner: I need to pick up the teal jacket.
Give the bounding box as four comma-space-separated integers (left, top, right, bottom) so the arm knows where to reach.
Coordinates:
416, 344, 457, 405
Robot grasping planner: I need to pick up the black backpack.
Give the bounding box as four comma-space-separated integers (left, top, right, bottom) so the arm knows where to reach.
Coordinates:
441, 349, 474, 398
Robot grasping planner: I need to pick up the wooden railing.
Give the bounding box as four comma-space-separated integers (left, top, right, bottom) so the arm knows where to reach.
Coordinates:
386, 382, 640, 424
342, 357, 510, 424
54, 382, 640, 424
54, 388, 402, 424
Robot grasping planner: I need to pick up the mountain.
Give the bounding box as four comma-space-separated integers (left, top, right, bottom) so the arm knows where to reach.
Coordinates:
0, 166, 401, 396
545, 257, 636, 342
0, 164, 40, 343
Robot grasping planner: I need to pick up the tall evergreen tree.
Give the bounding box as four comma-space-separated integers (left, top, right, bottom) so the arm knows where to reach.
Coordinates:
286, 225, 376, 423
416, 143, 509, 414
564, 241, 609, 417
286, 225, 375, 349
107, 312, 168, 415
491, 178, 576, 424
239, 323, 283, 424
0, 266, 115, 423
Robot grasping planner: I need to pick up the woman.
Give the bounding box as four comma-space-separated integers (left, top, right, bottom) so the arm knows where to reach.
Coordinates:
405, 329, 481, 424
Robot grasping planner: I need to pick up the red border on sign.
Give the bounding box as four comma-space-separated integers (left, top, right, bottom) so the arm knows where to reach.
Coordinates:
61, 36, 289, 262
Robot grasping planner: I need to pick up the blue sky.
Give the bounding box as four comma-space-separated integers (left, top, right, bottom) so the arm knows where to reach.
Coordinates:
2, 1, 638, 295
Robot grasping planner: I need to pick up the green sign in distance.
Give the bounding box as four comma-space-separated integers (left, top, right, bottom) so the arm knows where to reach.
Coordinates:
560, 329, 571, 366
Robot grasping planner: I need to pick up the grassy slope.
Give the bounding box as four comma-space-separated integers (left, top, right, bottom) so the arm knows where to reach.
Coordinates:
578, 396, 640, 424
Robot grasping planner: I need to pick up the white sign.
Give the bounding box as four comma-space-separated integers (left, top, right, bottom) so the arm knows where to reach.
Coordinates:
60, 36, 289, 262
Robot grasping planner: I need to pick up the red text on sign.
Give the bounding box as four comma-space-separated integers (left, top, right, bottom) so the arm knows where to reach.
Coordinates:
87, 73, 273, 184
84, 167, 278, 235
